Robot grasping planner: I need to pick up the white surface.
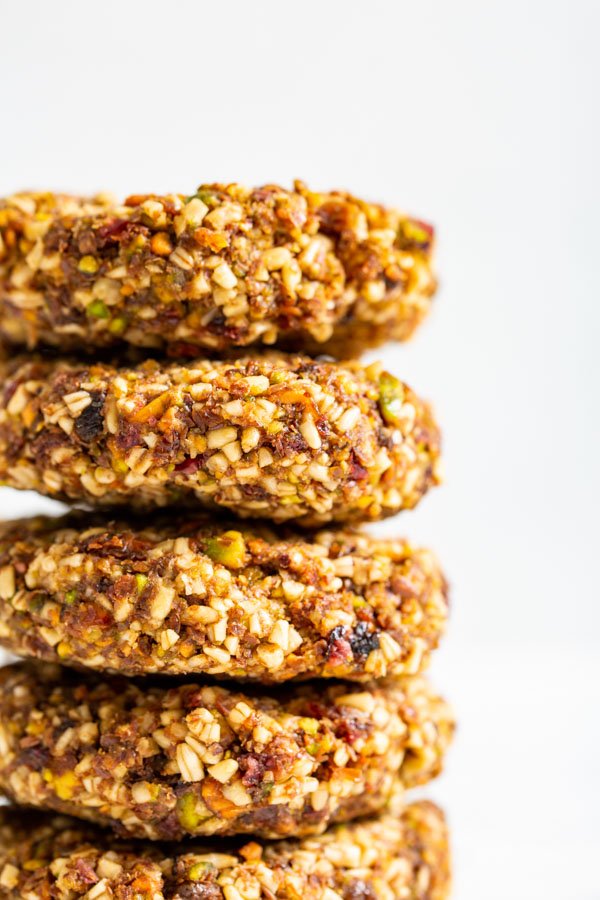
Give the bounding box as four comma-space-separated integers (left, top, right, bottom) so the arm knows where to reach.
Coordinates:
1, 1, 599, 896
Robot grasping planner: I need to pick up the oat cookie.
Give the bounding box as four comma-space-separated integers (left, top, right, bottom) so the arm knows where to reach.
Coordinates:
0, 799, 450, 899
0, 354, 441, 524
0, 181, 436, 356
0, 512, 447, 681
0, 663, 454, 840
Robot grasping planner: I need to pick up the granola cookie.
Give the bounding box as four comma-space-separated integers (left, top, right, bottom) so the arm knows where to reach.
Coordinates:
0, 663, 454, 840
0, 799, 450, 899
0, 512, 447, 681
0, 354, 441, 524
0, 181, 436, 357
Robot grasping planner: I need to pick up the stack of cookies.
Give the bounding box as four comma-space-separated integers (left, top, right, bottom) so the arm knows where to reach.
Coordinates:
0, 182, 453, 899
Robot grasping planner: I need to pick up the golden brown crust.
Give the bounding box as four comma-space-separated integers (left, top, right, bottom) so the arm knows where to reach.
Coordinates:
0, 181, 436, 357
0, 512, 448, 681
0, 662, 454, 840
0, 354, 441, 524
0, 800, 451, 899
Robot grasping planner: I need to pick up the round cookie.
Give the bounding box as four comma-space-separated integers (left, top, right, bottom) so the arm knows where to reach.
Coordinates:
0, 181, 436, 356
0, 662, 454, 840
0, 512, 448, 680
0, 799, 450, 899
0, 353, 441, 524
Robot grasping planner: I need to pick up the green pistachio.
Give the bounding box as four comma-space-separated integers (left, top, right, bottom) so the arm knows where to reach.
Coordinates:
78, 255, 99, 274
188, 862, 212, 881
135, 574, 148, 593
298, 717, 319, 736
108, 316, 128, 334
205, 531, 247, 569
188, 189, 219, 206
86, 299, 109, 319
177, 792, 201, 830
378, 372, 405, 425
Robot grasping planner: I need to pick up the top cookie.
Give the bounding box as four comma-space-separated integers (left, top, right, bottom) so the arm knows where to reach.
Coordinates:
0, 181, 435, 356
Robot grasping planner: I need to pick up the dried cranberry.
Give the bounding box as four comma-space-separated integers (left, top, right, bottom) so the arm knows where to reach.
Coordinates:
174, 457, 203, 475
326, 626, 353, 665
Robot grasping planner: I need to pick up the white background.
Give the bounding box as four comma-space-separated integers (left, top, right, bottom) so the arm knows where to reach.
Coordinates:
1, 1, 599, 897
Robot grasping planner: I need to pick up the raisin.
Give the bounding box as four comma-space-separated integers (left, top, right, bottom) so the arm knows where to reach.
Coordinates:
74, 391, 106, 443
349, 622, 380, 658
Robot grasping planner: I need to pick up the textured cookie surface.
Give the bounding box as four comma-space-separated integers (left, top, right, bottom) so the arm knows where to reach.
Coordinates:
0, 181, 436, 356
0, 354, 441, 524
0, 800, 450, 899
0, 512, 448, 681
0, 662, 454, 840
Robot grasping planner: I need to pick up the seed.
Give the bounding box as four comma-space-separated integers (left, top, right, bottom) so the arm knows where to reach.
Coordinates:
228, 702, 253, 726
87, 880, 111, 900
203, 646, 231, 665
205, 532, 247, 569
86, 299, 109, 318
160, 629, 180, 651
223, 399, 244, 418
311, 789, 329, 811
223, 781, 252, 807
0, 865, 19, 889
332, 556, 354, 577
97, 858, 123, 880
222, 440, 242, 462
63, 391, 92, 417
258, 448, 273, 467
282, 580, 304, 601
131, 782, 154, 804
282, 259, 302, 293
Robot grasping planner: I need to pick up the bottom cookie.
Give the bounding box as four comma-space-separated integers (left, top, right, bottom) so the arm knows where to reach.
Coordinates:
0, 799, 450, 899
